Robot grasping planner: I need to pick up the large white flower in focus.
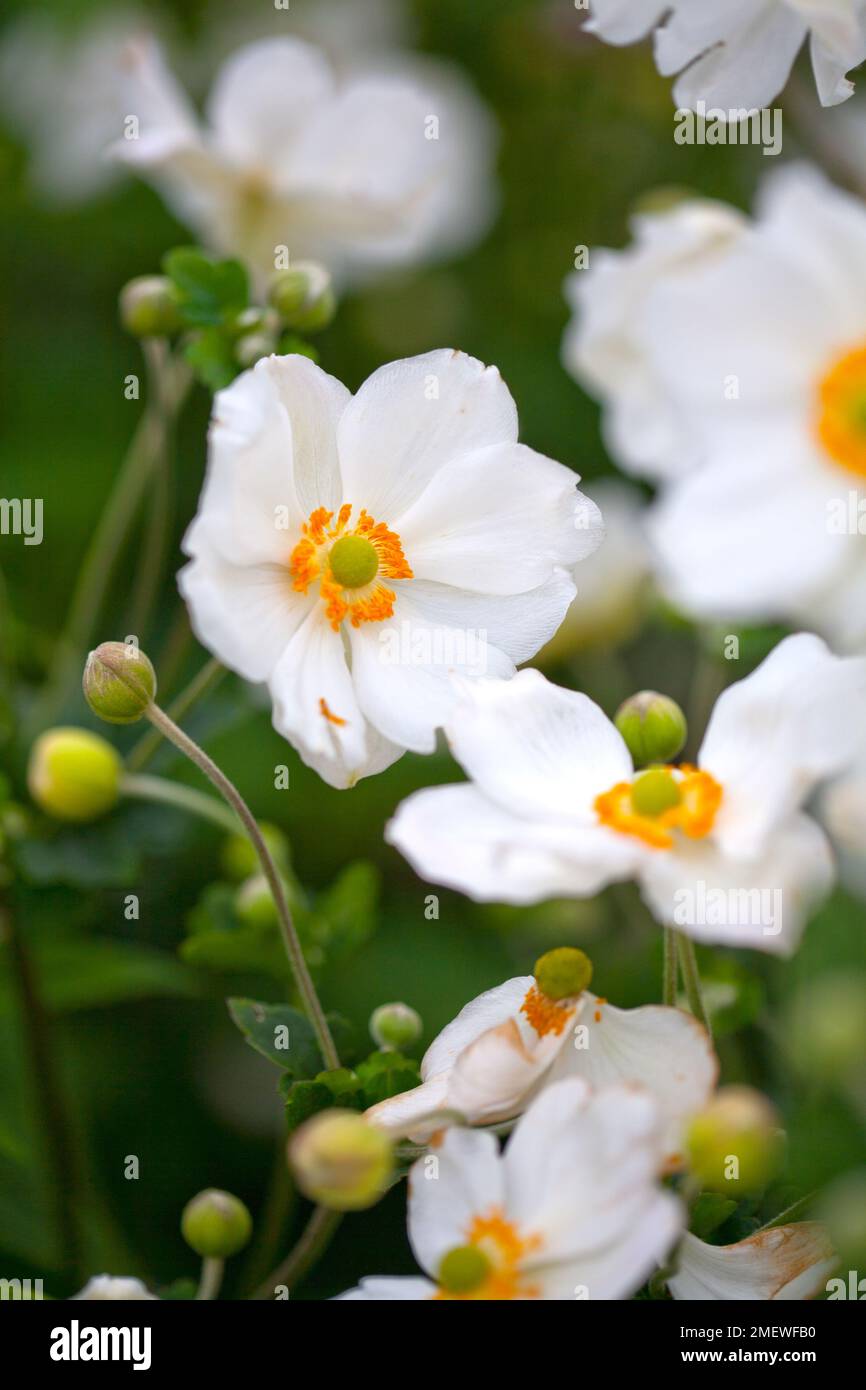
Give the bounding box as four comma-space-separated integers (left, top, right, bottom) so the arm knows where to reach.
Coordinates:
338, 1078, 683, 1301
179, 349, 603, 788
585, 1, 866, 110
111, 34, 495, 287
388, 634, 866, 954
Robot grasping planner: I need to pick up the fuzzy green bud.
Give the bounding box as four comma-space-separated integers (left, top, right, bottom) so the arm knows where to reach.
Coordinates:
437, 1245, 491, 1295
615, 691, 687, 768
221, 822, 290, 882
234, 874, 279, 930
687, 1086, 782, 1196
370, 1002, 423, 1050
288, 1110, 393, 1212
83, 642, 156, 724
28, 728, 121, 823
119, 276, 183, 338
269, 261, 335, 333
534, 946, 593, 1001
234, 331, 278, 369
181, 1189, 252, 1258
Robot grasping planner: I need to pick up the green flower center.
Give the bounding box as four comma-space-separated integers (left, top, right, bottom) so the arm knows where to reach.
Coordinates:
534, 946, 593, 1001
630, 767, 682, 818
328, 535, 379, 589
438, 1245, 492, 1295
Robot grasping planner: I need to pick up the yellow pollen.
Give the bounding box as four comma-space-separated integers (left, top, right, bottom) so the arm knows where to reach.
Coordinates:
434, 1208, 543, 1301
595, 764, 722, 849
817, 344, 866, 478
319, 698, 346, 727
519, 984, 576, 1038
289, 504, 412, 631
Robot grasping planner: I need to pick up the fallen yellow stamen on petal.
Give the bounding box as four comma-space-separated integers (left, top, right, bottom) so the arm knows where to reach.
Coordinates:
520, 984, 576, 1038
595, 764, 722, 849
289, 503, 412, 631
319, 698, 346, 727
817, 344, 866, 478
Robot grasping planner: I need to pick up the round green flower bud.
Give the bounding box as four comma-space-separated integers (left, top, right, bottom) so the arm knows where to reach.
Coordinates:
534, 946, 593, 1001
288, 1110, 393, 1212
437, 1245, 491, 1295
370, 1002, 423, 1050
269, 262, 335, 333
28, 728, 121, 823
234, 874, 279, 930
83, 642, 156, 724
819, 1170, 866, 1270
787, 975, 866, 1080
329, 534, 378, 589
615, 691, 688, 768
686, 1086, 782, 1196
631, 766, 682, 818
119, 276, 183, 338
221, 822, 290, 882
181, 1189, 252, 1259
234, 331, 277, 369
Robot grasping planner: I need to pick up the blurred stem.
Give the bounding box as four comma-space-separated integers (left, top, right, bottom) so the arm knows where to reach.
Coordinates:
663, 926, 678, 1008
31, 343, 192, 733
196, 1256, 224, 1301
676, 933, 712, 1038
758, 1192, 817, 1232
142, 701, 339, 1071
127, 345, 177, 641
126, 657, 225, 772
252, 1205, 342, 1300
240, 1145, 296, 1295
1, 892, 83, 1281
122, 772, 240, 836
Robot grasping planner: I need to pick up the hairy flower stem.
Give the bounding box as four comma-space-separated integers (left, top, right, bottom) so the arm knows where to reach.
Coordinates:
126, 657, 225, 772
676, 932, 712, 1038
142, 701, 339, 1070
252, 1205, 342, 1300
663, 926, 678, 1007
196, 1256, 225, 1301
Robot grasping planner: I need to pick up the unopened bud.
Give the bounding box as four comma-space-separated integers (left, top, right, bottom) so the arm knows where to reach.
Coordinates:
235, 331, 277, 369
687, 1086, 782, 1195
615, 691, 687, 768
181, 1189, 252, 1259
83, 642, 156, 724
288, 1109, 393, 1211
269, 262, 335, 333
234, 874, 279, 929
370, 1002, 422, 1050
119, 275, 183, 338
28, 728, 121, 823
222, 822, 290, 882
534, 946, 593, 1001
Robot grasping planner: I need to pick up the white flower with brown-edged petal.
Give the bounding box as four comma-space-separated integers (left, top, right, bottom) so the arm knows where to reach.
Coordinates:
179, 349, 603, 789
338, 1078, 683, 1301
388, 634, 866, 954
585, 1, 866, 111
669, 1224, 837, 1300
111, 34, 495, 287
366, 973, 716, 1169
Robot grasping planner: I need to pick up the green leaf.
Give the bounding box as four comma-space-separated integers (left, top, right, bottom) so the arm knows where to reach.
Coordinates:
184, 328, 238, 391
163, 246, 249, 327
12, 819, 141, 888
316, 861, 380, 959
282, 1078, 334, 1132
689, 1193, 738, 1242
227, 998, 323, 1077
355, 1050, 421, 1106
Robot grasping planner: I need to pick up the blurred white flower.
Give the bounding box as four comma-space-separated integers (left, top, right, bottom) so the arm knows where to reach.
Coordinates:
72, 1275, 157, 1300
388, 635, 866, 954
367, 972, 716, 1165
585, 0, 866, 110
111, 34, 495, 287
179, 349, 602, 789
669, 1225, 837, 1300
339, 1078, 682, 1300
820, 752, 866, 897
570, 168, 866, 650
198, 0, 411, 78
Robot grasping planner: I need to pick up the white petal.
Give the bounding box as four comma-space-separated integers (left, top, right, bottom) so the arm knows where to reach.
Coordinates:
72, 1275, 157, 1301
396, 442, 603, 594
548, 997, 717, 1167
446, 1015, 575, 1128
112, 34, 200, 163
584, 1, 667, 45
666, 7, 807, 113
336, 350, 518, 524
364, 1074, 452, 1140
639, 813, 835, 957
269, 607, 403, 788
334, 1276, 436, 1301
444, 668, 633, 821
669, 1225, 837, 1301
422, 977, 532, 1081
820, 756, 866, 898
698, 634, 866, 855
206, 39, 334, 168
407, 1128, 504, 1278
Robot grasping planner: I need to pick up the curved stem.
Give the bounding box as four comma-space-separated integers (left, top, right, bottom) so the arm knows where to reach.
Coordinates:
252, 1206, 342, 1300
196, 1256, 224, 1301
126, 658, 225, 773
663, 926, 678, 1008
121, 772, 241, 836
142, 701, 339, 1070
676, 932, 712, 1038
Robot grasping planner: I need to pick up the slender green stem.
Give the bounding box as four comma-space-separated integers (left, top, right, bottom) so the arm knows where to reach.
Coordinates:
142, 701, 339, 1070
252, 1206, 342, 1300
122, 772, 241, 836
240, 1146, 296, 1295
126, 658, 225, 772
196, 1256, 224, 1301
663, 926, 679, 1008
757, 1192, 818, 1233
127, 356, 175, 642
676, 932, 712, 1037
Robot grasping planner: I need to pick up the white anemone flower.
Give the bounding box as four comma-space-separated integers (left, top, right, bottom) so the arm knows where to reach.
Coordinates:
366, 970, 716, 1168
72, 1275, 157, 1300
585, 1, 866, 111
111, 34, 495, 287
179, 349, 603, 789
669, 1224, 837, 1300
821, 751, 866, 897
339, 1078, 683, 1301
388, 634, 866, 955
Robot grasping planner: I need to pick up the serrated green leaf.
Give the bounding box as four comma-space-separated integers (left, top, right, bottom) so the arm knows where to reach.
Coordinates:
282, 1079, 334, 1132
228, 997, 327, 1077
356, 1050, 421, 1106
163, 246, 249, 327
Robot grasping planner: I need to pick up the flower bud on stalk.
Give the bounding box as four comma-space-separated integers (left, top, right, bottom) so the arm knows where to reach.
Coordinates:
686, 1086, 782, 1195
615, 691, 687, 767
269, 261, 336, 333
28, 728, 121, 822
289, 1109, 393, 1211
83, 642, 156, 724
181, 1189, 252, 1259
119, 276, 183, 338
370, 1002, 423, 1050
